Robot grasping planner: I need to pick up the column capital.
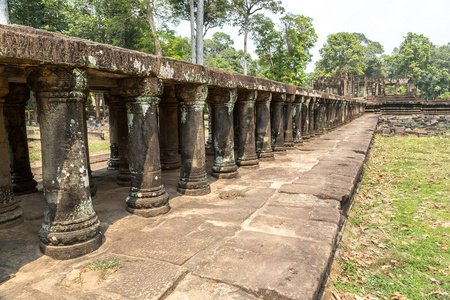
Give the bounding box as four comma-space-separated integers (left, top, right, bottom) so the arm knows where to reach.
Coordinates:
256, 91, 272, 103
237, 89, 257, 103
26, 67, 87, 94
175, 84, 208, 106
161, 84, 178, 104
4, 83, 30, 106
119, 77, 163, 104
294, 95, 303, 104
272, 93, 286, 103
208, 87, 237, 106
285, 94, 295, 103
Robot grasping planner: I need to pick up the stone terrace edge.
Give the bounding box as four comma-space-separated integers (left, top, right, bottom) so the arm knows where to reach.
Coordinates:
0, 24, 363, 102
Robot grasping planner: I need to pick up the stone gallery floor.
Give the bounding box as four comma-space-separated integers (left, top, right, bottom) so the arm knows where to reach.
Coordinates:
0, 114, 379, 300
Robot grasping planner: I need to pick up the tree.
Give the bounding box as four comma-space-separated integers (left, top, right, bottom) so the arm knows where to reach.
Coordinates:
423, 43, 450, 99
258, 13, 317, 86
353, 33, 385, 78
203, 32, 245, 73
315, 32, 366, 77
231, 0, 284, 75
8, 0, 68, 31
0, 0, 9, 24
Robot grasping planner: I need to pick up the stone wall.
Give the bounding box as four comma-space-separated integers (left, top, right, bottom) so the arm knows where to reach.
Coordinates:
376, 115, 450, 136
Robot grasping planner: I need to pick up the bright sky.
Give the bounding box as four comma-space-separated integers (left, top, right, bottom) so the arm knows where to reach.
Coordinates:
176, 0, 450, 73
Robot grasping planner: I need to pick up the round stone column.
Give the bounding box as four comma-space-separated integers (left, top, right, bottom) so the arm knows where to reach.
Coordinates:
159, 85, 181, 170
110, 94, 131, 186
236, 89, 259, 168
302, 98, 310, 140
82, 101, 97, 196
283, 94, 295, 147
27, 67, 102, 259
175, 84, 210, 196
0, 79, 24, 229
104, 93, 119, 170
255, 92, 274, 161
119, 77, 170, 217
271, 93, 286, 152
293, 95, 303, 143
209, 88, 238, 179
309, 97, 316, 138
3, 83, 37, 194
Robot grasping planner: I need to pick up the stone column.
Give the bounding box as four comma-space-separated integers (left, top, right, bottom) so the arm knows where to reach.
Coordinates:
255, 92, 274, 161
236, 89, 259, 168
159, 85, 181, 170
104, 93, 119, 170
209, 88, 238, 179
119, 77, 170, 217
293, 95, 302, 143
302, 97, 310, 140
27, 67, 101, 259
3, 83, 37, 194
82, 101, 97, 196
283, 94, 295, 147
110, 93, 131, 186
271, 93, 286, 152
309, 97, 316, 138
0, 78, 24, 229
175, 84, 210, 196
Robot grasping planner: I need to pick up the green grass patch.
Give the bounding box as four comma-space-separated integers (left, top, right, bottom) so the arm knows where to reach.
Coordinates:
82, 257, 123, 282
333, 135, 450, 300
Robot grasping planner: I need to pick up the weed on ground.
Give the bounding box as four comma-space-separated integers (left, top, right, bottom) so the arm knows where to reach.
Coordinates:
331, 135, 449, 300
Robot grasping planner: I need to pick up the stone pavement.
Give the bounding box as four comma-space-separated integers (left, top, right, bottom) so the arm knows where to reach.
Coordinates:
0, 114, 379, 300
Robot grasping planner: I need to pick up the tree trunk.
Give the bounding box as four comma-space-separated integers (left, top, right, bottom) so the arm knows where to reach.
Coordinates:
145, 0, 162, 56
0, 0, 9, 25
190, 0, 196, 64
196, 0, 204, 65
243, 17, 249, 75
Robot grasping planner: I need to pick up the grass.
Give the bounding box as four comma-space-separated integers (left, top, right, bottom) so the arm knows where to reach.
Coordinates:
27, 128, 110, 166
332, 135, 450, 300
81, 258, 123, 284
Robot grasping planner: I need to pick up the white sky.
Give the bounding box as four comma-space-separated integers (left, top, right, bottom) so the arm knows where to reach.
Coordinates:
175, 0, 450, 73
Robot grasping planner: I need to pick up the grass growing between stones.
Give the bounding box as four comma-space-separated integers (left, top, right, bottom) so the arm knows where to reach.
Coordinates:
332, 135, 449, 300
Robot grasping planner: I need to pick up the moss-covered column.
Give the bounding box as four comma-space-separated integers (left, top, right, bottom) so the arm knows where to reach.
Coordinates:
209, 87, 238, 179
309, 97, 316, 138
315, 99, 324, 135
119, 77, 170, 217
176, 84, 210, 196
104, 93, 119, 170
3, 83, 37, 194
271, 93, 286, 152
0, 79, 24, 229
293, 95, 303, 144
255, 91, 274, 161
159, 85, 180, 170
82, 101, 97, 196
110, 93, 131, 186
283, 94, 295, 147
236, 89, 259, 168
27, 67, 101, 259
302, 97, 310, 140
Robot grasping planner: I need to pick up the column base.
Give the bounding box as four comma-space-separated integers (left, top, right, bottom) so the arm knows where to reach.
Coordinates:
294, 139, 303, 144
258, 152, 274, 161
284, 141, 295, 147
211, 170, 239, 179
117, 172, 131, 187
107, 158, 120, 170
177, 185, 210, 196
272, 146, 287, 152
39, 233, 103, 260
127, 203, 170, 217
236, 158, 259, 168
12, 178, 38, 195
161, 160, 181, 170
0, 205, 24, 229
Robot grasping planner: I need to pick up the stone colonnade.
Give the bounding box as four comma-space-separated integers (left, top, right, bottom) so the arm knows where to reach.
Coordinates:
0, 24, 364, 261
0, 69, 364, 259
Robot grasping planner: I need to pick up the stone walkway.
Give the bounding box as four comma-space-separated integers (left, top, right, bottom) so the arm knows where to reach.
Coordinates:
0, 114, 379, 300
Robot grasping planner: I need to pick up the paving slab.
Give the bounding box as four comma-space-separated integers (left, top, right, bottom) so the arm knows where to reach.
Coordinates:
0, 114, 379, 300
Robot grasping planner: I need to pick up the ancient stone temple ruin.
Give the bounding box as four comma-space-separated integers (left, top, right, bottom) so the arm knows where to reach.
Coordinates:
313, 71, 450, 115
0, 25, 365, 260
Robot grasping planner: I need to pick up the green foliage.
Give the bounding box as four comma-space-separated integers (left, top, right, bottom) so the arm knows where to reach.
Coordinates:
315, 32, 367, 77
203, 32, 244, 73
8, 0, 68, 32
168, 0, 230, 35
249, 13, 317, 85
424, 43, 450, 99
353, 33, 385, 78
